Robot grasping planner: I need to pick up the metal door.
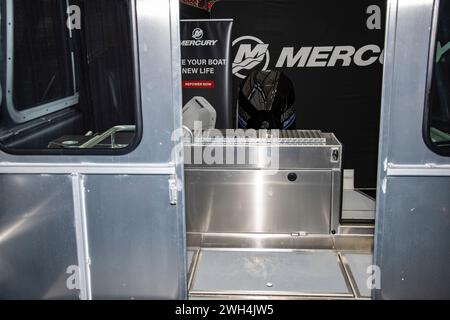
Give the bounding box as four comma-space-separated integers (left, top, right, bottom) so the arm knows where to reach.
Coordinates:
374, 0, 450, 299
0, 0, 186, 299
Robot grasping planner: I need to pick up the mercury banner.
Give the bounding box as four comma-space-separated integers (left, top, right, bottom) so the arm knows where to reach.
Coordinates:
211, 0, 386, 189
181, 19, 233, 129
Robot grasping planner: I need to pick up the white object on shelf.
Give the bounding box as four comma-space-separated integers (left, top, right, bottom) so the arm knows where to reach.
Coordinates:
183, 96, 217, 131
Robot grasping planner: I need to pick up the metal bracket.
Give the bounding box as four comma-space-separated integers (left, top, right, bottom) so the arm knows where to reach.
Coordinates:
168, 176, 178, 205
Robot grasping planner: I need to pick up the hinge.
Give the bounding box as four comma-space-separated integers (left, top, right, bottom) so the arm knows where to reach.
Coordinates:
168, 176, 178, 205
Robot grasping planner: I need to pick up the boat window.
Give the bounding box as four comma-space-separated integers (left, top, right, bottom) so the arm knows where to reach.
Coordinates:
0, 0, 140, 154
425, 0, 450, 156
12, 0, 76, 113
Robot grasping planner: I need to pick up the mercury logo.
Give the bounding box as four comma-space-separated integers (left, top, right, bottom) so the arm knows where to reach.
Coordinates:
192, 28, 204, 40
232, 35, 385, 78
182, 28, 218, 47
232, 36, 270, 79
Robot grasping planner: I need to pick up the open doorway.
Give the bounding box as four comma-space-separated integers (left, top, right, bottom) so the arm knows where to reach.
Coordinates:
180, 0, 385, 299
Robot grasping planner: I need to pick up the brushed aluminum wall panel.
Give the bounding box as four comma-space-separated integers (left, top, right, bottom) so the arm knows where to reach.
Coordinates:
83, 175, 184, 299
0, 174, 79, 299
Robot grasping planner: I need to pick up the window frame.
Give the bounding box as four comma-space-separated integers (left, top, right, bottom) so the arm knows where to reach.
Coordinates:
4, 0, 79, 124
0, 0, 143, 156
423, 0, 450, 157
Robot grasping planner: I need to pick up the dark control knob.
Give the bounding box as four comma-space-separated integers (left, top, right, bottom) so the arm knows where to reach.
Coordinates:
288, 173, 298, 182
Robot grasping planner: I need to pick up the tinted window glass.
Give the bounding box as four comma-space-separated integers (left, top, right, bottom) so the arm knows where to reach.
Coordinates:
427, 0, 450, 154
0, 0, 139, 153
13, 0, 74, 111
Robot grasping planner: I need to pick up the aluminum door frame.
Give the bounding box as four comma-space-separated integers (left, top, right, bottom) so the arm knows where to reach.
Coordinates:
0, 0, 187, 299
374, 0, 450, 299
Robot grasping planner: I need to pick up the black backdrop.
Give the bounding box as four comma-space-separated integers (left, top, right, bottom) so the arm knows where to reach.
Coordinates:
211, 0, 386, 189
180, 2, 210, 19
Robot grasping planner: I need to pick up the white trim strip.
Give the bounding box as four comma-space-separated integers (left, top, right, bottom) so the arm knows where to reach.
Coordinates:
71, 174, 92, 300
0, 163, 176, 175
387, 164, 450, 177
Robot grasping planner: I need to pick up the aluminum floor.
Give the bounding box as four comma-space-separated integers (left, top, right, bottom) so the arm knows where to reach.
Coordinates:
187, 248, 373, 299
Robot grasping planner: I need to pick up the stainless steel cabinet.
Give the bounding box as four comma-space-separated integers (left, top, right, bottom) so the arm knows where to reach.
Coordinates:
185, 130, 342, 235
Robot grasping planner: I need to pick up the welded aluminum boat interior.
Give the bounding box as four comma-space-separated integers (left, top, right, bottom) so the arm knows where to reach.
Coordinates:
0, 0, 449, 300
